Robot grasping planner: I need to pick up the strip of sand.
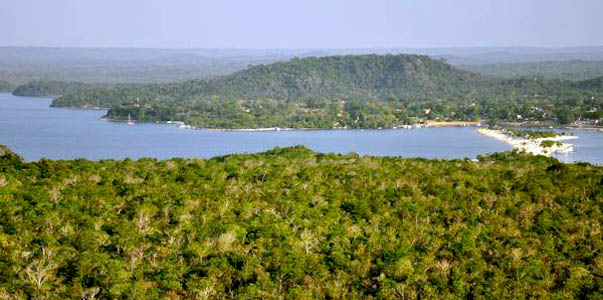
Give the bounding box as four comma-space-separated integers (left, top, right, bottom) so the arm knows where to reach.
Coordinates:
477, 128, 577, 156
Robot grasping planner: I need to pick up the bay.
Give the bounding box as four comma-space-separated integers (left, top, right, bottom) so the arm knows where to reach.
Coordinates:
1, 93, 601, 164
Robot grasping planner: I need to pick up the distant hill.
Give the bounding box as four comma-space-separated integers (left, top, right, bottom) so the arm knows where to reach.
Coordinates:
55, 54, 486, 103
50, 54, 495, 113
52, 54, 588, 107
36, 54, 603, 128
199, 54, 487, 99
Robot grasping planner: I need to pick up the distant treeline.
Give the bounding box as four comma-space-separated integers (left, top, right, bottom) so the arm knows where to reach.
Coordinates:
458, 60, 603, 81
12, 81, 106, 98
0, 80, 14, 92
0, 47, 285, 85
11, 55, 603, 128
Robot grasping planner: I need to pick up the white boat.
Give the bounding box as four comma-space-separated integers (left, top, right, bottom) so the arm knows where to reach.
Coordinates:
127, 114, 135, 125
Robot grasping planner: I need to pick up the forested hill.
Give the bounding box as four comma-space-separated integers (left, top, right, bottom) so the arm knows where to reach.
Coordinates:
52, 54, 485, 105
0, 80, 14, 92
199, 54, 485, 98
33, 54, 603, 128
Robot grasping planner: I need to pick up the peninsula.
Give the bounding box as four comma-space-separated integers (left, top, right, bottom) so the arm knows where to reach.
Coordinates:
478, 128, 577, 156
10, 54, 602, 130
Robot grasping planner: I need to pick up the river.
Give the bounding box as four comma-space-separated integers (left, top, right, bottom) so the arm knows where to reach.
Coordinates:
1, 93, 601, 164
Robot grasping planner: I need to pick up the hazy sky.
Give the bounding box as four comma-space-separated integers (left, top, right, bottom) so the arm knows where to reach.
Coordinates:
1, 0, 602, 48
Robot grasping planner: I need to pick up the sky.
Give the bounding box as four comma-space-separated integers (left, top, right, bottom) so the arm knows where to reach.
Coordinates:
1, 0, 602, 49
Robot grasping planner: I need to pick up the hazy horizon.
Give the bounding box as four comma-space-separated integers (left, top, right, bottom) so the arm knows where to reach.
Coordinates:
1, 0, 602, 49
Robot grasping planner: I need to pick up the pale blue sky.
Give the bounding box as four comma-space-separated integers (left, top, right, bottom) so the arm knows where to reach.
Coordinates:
1, 0, 601, 48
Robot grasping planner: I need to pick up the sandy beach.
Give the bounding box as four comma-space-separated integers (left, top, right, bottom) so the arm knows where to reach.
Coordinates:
477, 128, 577, 156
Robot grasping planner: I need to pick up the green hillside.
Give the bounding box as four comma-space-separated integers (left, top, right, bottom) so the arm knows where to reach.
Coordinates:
0, 145, 602, 299
27, 54, 603, 128
201, 54, 485, 98
53, 54, 485, 104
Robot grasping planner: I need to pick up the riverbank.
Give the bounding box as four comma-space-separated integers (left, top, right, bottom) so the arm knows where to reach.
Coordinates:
477, 128, 577, 156
6, 92, 603, 163
102, 118, 419, 131
202, 121, 480, 131
104, 118, 479, 131
426, 121, 482, 127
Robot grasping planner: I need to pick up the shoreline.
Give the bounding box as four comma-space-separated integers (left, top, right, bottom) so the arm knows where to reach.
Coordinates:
56, 105, 108, 110
98, 117, 603, 132
101, 117, 488, 131
477, 128, 577, 156
98, 119, 481, 132
425, 121, 482, 127
6, 93, 601, 132
97, 114, 603, 133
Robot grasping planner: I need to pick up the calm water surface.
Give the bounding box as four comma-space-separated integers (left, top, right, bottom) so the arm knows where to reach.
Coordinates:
1, 93, 601, 164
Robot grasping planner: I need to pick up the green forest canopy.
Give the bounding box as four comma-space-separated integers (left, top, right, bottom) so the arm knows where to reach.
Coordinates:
0, 145, 602, 299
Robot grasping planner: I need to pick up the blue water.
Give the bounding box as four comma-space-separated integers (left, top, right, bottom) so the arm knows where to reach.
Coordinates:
1, 93, 601, 164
